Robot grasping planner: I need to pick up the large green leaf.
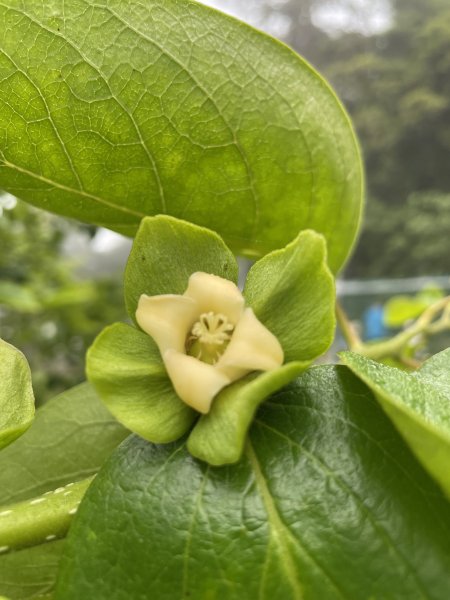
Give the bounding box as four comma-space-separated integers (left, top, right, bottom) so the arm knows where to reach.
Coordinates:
55, 367, 450, 599
0, 339, 34, 450
342, 349, 450, 499
0, 383, 128, 600
0, 0, 363, 271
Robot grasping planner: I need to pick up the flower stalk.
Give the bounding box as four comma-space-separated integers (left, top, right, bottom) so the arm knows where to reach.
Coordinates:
339, 295, 450, 365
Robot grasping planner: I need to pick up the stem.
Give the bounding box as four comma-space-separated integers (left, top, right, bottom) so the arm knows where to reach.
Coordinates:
0, 477, 93, 554
336, 301, 362, 350
356, 296, 450, 362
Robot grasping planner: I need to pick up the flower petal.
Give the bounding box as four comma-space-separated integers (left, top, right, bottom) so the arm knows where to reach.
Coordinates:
136, 294, 198, 354
188, 362, 308, 465
163, 350, 230, 414
216, 308, 284, 379
184, 272, 244, 323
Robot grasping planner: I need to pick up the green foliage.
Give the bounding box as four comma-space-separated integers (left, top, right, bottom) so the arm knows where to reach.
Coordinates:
187, 362, 307, 465
0, 339, 34, 450
0, 0, 362, 273
55, 367, 450, 599
0, 383, 128, 599
124, 215, 239, 321
384, 285, 444, 327
0, 1, 449, 598
347, 192, 450, 278
342, 350, 450, 498
0, 199, 125, 403
244, 230, 335, 361
87, 322, 196, 443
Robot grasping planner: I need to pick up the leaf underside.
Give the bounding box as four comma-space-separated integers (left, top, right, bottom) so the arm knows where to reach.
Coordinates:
342, 349, 450, 499
0, 0, 362, 271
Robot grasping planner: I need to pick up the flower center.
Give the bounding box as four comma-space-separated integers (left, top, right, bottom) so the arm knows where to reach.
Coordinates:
186, 312, 234, 365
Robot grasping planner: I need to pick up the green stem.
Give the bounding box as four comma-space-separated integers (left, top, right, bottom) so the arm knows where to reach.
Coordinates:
336, 301, 361, 350
0, 477, 93, 554
354, 296, 450, 362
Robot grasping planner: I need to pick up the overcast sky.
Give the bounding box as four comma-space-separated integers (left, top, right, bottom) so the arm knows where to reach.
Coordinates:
198, 0, 392, 38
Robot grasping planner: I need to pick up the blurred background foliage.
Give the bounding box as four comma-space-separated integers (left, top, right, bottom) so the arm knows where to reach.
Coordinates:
1, 0, 450, 400
0, 198, 126, 404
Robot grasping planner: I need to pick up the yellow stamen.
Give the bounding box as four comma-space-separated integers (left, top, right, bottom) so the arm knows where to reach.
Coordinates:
187, 312, 234, 364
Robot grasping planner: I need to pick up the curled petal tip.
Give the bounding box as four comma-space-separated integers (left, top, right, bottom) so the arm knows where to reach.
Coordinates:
163, 350, 230, 414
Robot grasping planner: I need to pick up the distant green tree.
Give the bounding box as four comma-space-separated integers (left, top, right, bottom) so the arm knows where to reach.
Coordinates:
349, 192, 450, 277
0, 198, 126, 403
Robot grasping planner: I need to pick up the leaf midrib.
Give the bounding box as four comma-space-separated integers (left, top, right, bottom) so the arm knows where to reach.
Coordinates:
256, 419, 431, 599
246, 440, 347, 600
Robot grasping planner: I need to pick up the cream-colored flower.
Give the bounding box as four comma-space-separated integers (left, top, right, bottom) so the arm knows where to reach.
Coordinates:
136, 272, 283, 414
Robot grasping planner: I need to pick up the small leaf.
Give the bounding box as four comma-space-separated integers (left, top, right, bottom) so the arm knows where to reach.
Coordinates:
0, 339, 34, 450
0, 382, 128, 600
86, 322, 196, 443
55, 367, 450, 599
342, 349, 450, 498
244, 230, 335, 362
187, 361, 308, 465
0, 0, 362, 272
124, 215, 238, 322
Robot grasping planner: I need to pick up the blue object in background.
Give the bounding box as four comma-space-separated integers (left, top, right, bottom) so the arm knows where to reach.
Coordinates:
363, 303, 388, 340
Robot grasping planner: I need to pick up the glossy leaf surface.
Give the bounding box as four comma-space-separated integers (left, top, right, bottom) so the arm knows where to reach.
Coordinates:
342, 349, 450, 498
55, 367, 450, 599
0, 339, 34, 450
0, 383, 128, 599
0, 0, 362, 271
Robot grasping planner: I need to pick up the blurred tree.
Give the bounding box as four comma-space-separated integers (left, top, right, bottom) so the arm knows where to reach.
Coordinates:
351, 192, 450, 277
0, 198, 126, 404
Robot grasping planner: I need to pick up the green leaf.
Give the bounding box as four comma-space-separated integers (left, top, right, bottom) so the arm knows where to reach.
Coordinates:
383, 295, 429, 327
0, 0, 363, 272
187, 361, 308, 465
55, 367, 450, 599
124, 215, 239, 321
86, 322, 196, 443
244, 230, 335, 362
0, 382, 128, 600
0, 339, 34, 450
416, 347, 450, 397
383, 285, 444, 328
0, 542, 63, 600
341, 349, 450, 499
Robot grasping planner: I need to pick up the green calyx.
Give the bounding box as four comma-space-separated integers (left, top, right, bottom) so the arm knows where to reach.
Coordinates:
0, 339, 35, 451
86, 215, 336, 465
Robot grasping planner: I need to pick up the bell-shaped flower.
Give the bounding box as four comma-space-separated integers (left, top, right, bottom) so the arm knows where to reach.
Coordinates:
87, 215, 335, 465
136, 272, 283, 414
